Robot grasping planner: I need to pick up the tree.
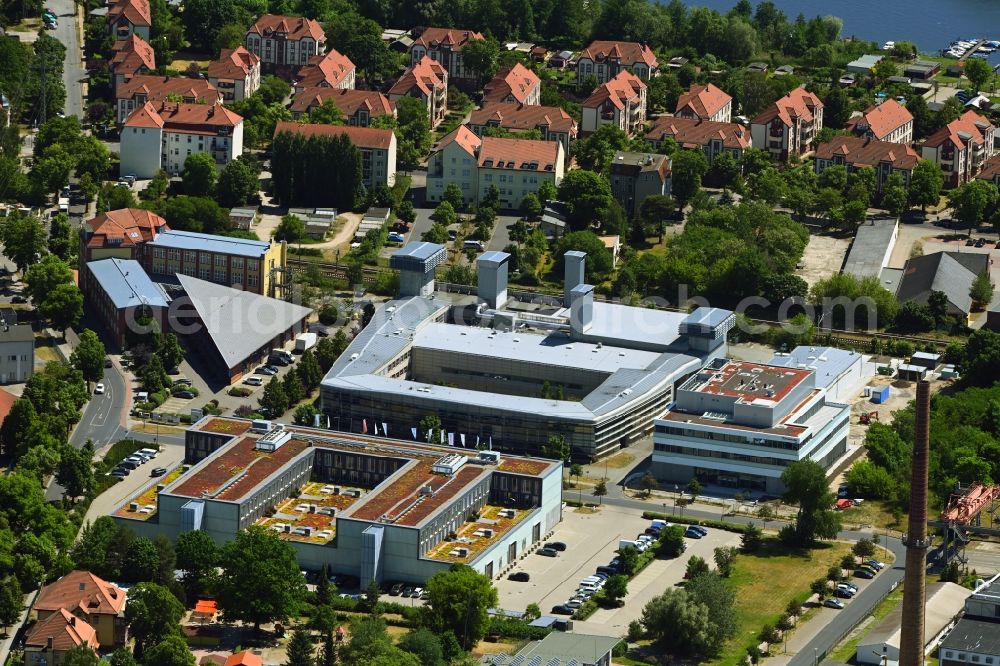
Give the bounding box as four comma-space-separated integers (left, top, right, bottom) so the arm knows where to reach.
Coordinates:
216, 526, 306, 630
685, 555, 710, 579
0, 211, 47, 274
142, 635, 195, 666
309, 98, 345, 125
950, 180, 999, 236
593, 480, 607, 503
122, 537, 160, 584
823, 85, 851, 129
519, 194, 541, 220
686, 477, 702, 500
603, 574, 628, 605
108, 649, 140, 666
182, 152, 217, 197
0, 576, 23, 631
442, 182, 465, 210
658, 524, 686, 558
62, 646, 101, 666
260, 376, 290, 417
175, 530, 218, 600
275, 214, 306, 243
181, 0, 247, 51
639, 194, 676, 240
394, 96, 431, 169
853, 538, 876, 559
461, 37, 501, 84
39, 283, 83, 335
553, 231, 614, 282
640, 473, 657, 497
671, 149, 710, 207
24, 254, 72, 304
780, 460, 842, 545
971, 272, 994, 310
810, 578, 828, 600
216, 159, 259, 208
741, 524, 763, 553
285, 628, 315, 666
713, 546, 737, 577
881, 173, 909, 217
159, 333, 184, 372
556, 170, 615, 231
909, 160, 944, 211
48, 213, 73, 261
124, 582, 184, 659
398, 627, 445, 666
641, 588, 713, 656
964, 57, 993, 92
70, 329, 106, 385
424, 564, 498, 650
618, 546, 640, 576
872, 58, 898, 83
138, 355, 170, 394
573, 124, 640, 173
56, 445, 95, 499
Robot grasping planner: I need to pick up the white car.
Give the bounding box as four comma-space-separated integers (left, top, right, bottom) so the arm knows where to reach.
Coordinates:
94, 382, 105, 395
243, 376, 263, 386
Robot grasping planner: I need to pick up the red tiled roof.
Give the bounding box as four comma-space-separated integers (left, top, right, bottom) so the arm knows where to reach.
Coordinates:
482, 63, 540, 105
578, 40, 658, 68
388, 56, 446, 98
36, 571, 127, 617
583, 70, 645, 110
208, 47, 260, 81
752, 87, 823, 127
225, 652, 262, 666
24, 609, 99, 652
117, 75, 220, 105
111, 34, 155, 76
108, 0, 150, 28
435, 125, 481, 157
412, 27, 484, 52
125, 102, 243, 132
676, 83, 731, 119
469, 102, 576, 136
86, 207, 168, 249
645, 116, 750, 150
478, 136, 560, 171
290, 87, 394, 117
845, 98, 913, 141
274, 121, 395, 149
247, 15, 325, 42
295, 49, 355, 89
815, 136, 919, 170
976, 154, 1000, 183
0, 389, 17, 428
923, 109, 995, 150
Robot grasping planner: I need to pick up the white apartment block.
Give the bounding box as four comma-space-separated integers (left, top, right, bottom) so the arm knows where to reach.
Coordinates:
581, 70, 647, 136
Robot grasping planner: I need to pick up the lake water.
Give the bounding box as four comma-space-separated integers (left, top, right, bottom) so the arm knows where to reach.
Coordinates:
677, 0, 1000, 59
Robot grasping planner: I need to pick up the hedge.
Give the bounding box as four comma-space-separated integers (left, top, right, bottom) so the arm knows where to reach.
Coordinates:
487, 616, 552, 640
641, 511, 753, 534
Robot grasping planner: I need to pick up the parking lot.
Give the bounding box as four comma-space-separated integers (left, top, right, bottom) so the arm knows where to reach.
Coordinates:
494, 505, 741, 637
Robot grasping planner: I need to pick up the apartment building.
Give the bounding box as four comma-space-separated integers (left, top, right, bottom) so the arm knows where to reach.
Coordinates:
273, 121, 397, 188
652, 358, 851, 494
145, 230, 287, 297
976, 154, 1000, 187
115, 75, 221, 125
120, 102, 244, 178
293, 49, 356, 94
845, 98, 914, 144
581, 70, 647, 136
110, 35, 155, 95
750, 88, 824, 162
245, 15, 326, 75
33, 571, 127, 648
467, 102, 577, 156
81, 207, 168, 263
387, 56, 448, 128
609, 151, 671, 218
576, 40, 658, 87
290, 88, 395, 126
482, 63, 541, 106
814, 136, 920, 191
645, 116, 751, 164
408, 27, 484, 88
207, 47, 261, 103
0, 324, 34, 384
107, 0, 150, 41
427, 126, 564, 209
675, 83, 733, 123
921, 110, 996, 187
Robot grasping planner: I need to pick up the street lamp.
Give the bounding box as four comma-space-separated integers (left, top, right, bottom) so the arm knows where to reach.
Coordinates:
814, 647, 818, 666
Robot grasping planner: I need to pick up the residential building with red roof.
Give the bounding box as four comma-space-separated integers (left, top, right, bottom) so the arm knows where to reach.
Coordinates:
388, 56, 448, 128
226, 651, 263, 666
81, 208, 168, 262
293, 49, 356, 94
645, 116, 751, 164
107, 0, 150, 41
110, 34, 155, 94
245, 15, 326, 76
467, 102, 577, 156
115, 75, 221, 125
120, 102, 244, 178
24, 609, 100, 664
408, 27, 484, 87
815, 136, 920, 192
845, 98, 914, 144
482, 64, 541, 106
576, 40, 658, 87
208, 47, 261, 103
581, 70, 647, 136
675, 83, 732, 123
290, 88, 395, 126
976, 154, 1000, 187
427, 125, 564, 209
921, 110, 996, 187
34, 570, 127, 646
750, 87, 824, 162
274, 121, 397, 188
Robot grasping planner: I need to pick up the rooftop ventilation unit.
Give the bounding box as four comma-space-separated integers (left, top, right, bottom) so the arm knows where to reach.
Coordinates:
432, 454, 469, 475
257, 425, 291, 452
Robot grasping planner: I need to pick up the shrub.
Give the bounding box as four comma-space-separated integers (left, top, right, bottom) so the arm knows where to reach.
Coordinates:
228, 387, 252, 397
626, 620, 644, 642
486, 617, 552, 640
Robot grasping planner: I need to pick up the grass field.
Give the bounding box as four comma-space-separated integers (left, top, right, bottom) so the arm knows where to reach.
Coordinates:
830, 585, 904, 663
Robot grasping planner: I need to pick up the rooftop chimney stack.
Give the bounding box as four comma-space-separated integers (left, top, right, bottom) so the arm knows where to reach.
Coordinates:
476, 251, 509, 310
569, 283, 594, 336
899, 379, 932, 666
564, 251, 586, 307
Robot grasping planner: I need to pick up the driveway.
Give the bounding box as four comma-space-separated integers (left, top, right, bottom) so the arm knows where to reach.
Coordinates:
50, 0, 85, 119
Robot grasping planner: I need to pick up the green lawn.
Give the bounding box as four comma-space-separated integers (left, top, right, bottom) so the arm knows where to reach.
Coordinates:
830, 585, 905, 662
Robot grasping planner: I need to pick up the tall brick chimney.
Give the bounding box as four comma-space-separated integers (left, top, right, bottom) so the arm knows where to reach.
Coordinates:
899, 379, 931, 666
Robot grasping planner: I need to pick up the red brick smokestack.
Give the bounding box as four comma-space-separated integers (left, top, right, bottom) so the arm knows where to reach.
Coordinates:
899, 379, 931, 666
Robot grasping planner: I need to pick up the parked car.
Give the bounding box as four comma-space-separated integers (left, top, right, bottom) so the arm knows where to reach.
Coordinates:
596, 566, 618, 576
412, 587, 423, 598
824, 598, 845, 609
508, 572, 530, 582
387, 232, 405, 243
537, 547, 558, 557
11, 295, 26, 303
173, 378, 192, 386
401, 586, 414, 597
94, 382, 105, 395
104, 357, 113, 368
551, 605, 573, 615
865, 560, 885, 571
389, 583, 404, 596
838, 582, 859, 592
564, 599, 583, 609
834, 587, 855, 599
685, 526, 704, 539
174, 391, 195, 399
309, 324, 330, 337
150, 467, 167, 477
257, 365, 279, 375
854, 569, 875, 579
243, 376, 263, 386
110, 469, 128, 479
544, 541, 567, 552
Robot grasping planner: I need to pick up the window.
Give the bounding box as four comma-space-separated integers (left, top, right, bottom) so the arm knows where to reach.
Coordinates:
184, 251, 196, 263
232, 257, 244, 270
199, 266, 210, 279
214, 269, 227, 282
215, 255, 226, 267
7, 355, 15, 362
972, 657, 980, 663
167, 249, 180, 260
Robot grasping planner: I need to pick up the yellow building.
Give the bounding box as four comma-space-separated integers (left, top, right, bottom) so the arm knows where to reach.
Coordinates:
33, 571, 127, 647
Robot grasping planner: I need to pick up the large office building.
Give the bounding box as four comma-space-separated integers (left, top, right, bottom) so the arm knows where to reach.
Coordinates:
320, 243, 735, 461
112, 417, 563, 585
84, 258, 171, 347
651, 356, 852, 494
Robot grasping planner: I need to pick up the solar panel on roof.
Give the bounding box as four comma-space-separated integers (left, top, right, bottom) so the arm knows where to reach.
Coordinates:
509, 656, 525, 666
527, 657, 543, 666
545, 659, 560, 666
565, 660, 579, 666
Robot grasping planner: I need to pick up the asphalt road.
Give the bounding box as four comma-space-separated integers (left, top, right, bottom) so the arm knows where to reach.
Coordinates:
50, 0, 85, 119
